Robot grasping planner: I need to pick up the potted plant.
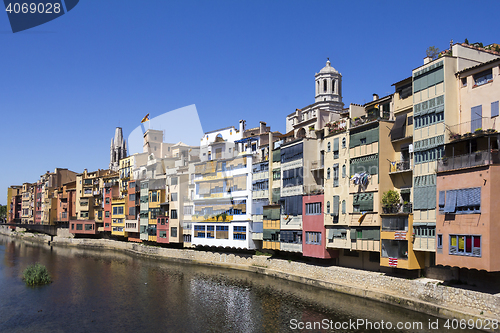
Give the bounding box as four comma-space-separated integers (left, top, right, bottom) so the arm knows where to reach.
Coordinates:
474, 128, 483, 135
382, 190, 400, 213
487, 128, 497, 134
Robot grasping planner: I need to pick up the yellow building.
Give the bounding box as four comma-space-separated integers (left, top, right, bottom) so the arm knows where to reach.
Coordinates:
147, 187, 165, 242
111, 196, 127, 237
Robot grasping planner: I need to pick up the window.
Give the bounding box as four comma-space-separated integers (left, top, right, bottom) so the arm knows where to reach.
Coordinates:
216, 225, 229, 239
341, 137, 346, 148
327, 142, 331, 152
326, 201, 330, 214
282, 167, 303, 187
414, 225, 435, 238
171, 193, 178, 201
85, 224, 93, 231
449, 235, 481, 257
71, 223, 74, 230
473, 69, 492, 86
461, 77, 467, 87
151, 191, 158, 202
333, 138, 339, 159
305, 202, 321, 215
341, 200, 346, 214
382, 217, 408, 231
159, 231, 167, 238
171, 209, 178, 219
273, 170, 281, 180
437, 234, 443, 249
327, 168, 331, 179
171, 177, 178, 186
105, 198, 110, 204
80, 211, 89, 218
105, 211, 110, 218
171, 227, 177, 238
333, 164, 339, 187
492, 101, 499, 118
233, 226, 246, 240
442, 187, 481, 214
407, 116, 413, 126
194, 225, 205, 238
206, 226, 214, 238
129, 207, 136, 216
129, 182, 135, 188
381, 240, 408, 259
112, 206, 124, 216
305, 232, 321, 245
341, 164, 346, 178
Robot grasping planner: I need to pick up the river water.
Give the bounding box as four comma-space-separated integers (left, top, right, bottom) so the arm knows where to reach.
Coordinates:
0, 235, 487, 333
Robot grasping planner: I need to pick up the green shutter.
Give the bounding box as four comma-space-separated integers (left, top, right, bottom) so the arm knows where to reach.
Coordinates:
350, 229, 357, 240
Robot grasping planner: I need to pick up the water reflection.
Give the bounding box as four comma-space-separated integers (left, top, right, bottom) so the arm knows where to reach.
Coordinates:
0, 235, 485, 333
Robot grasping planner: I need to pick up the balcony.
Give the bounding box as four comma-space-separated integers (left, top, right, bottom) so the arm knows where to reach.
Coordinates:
303, 184, 324, 195
447, 117, 498, 140
389, 160, 412, 174
350, 110, 390, 128
381, 202, 413, 214
437, 150, 500, 172
310, 160, 324, 171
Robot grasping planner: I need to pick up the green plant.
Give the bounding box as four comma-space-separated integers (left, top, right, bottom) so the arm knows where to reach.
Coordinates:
221, 212, 228, 222
382, 190, 400, 207
22, 263, 52, 286
474, 128, 482, 132
255, 251, 271, 256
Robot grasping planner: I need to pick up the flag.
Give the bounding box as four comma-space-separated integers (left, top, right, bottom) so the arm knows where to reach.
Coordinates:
141, 113, 150, 123
388, 258, 398, 267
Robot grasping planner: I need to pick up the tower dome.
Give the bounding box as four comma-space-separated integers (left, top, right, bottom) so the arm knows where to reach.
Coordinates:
315, 58, 342, 103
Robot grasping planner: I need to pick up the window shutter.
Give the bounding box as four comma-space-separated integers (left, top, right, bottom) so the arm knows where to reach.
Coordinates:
333, 138, 339, 152
341, 200, 346, 214
332, 196, 339, 216
492, 101, 499, 118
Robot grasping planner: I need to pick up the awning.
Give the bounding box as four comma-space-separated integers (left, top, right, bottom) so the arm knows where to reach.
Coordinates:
390, 114, 407, 141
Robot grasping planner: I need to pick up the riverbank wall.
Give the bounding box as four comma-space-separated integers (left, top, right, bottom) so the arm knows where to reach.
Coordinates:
1, 226, 498, 324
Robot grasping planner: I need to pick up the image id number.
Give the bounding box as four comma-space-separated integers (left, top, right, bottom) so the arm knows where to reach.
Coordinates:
6, 3, 61, 14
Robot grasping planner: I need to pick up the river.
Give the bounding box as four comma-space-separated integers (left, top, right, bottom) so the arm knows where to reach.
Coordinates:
0, 234, 487, 333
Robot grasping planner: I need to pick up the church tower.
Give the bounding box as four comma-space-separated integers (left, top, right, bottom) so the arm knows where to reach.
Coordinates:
315, 59, 342, 104
109, 127, 127, 172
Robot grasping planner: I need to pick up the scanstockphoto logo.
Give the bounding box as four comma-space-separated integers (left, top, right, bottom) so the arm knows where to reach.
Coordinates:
3, 0, 79, 33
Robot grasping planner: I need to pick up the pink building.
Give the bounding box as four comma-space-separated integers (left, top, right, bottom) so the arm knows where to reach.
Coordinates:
302, 194, 338, 259
156, 216, 169, 244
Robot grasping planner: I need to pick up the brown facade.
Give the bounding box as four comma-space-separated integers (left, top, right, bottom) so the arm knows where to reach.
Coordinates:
436, 164, 500, 272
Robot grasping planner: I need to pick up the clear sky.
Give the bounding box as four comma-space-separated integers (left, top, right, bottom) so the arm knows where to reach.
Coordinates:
1, 0, 499, 204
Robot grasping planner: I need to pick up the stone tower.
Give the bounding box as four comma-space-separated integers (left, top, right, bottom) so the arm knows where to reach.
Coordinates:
109, 127, 127, 172
315, 59, 342, 105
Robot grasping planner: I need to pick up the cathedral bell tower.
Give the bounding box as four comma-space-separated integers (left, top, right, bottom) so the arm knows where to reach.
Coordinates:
315, 59, 342, 104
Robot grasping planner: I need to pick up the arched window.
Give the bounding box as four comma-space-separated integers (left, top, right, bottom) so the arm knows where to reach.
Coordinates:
323, 79, 327, 92
342, 165, 346, 178
342, 200, 346, 214
332, 79, 335, 93
327, 142, 331, 152
326, 201, 330, 214
327, 168, 331, 179
342, 137, 346, 148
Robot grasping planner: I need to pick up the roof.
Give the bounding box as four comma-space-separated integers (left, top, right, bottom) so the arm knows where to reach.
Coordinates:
391, 76, 412, 87
204, 126, 236, 135
318, 60, 338, 74
456, 57, 500, 75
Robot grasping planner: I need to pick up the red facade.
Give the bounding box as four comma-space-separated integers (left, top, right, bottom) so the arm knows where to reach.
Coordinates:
69, 219, 98, 235
103, 187, 113, 232
302, 194, 338, 259
156, 216, 169, 244
34, 183, 42, 224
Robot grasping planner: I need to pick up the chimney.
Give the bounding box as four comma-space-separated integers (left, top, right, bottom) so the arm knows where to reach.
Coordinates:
372, 94, 379, 101
259, 121, 266, 134
239, 120, 246, 133
423, 56, 432, 64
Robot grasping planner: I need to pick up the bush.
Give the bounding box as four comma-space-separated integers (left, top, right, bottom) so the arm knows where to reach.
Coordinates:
382, 190, 400, 207
22, 263, 52, 286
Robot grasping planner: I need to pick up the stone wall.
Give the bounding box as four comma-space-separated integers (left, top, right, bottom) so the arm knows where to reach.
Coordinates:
1, 227, 498, 322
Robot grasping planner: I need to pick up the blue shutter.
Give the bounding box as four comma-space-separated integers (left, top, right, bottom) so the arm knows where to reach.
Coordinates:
471, 105, 482, 132
438, 191, 445, 211
333, 138, 339, 152
444, 190, 457, 213
492, 101, 499, 118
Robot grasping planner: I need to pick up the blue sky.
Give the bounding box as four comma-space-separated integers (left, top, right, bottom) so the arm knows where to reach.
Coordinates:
1, 0, 499, 204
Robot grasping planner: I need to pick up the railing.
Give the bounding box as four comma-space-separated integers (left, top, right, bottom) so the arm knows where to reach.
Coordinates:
437, 150, 500, 172
382, 202, 413, 214
350, 111, 390, 128
389, 160, 412, 173
310, 160, 324, 170
303, 184, 324, 195
447, 117, 498, 139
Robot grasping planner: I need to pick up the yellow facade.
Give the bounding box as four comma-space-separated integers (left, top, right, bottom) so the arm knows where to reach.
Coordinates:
111, 197, 127, 237
147, 189, 164, 242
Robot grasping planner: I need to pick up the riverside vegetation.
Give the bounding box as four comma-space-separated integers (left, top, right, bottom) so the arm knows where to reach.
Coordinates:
22, 263, 52, 286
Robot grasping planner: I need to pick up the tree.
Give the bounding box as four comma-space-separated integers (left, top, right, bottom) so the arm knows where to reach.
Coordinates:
464, 38, 469, 45
0, 205, 6, 221
426, 46, 440, 59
